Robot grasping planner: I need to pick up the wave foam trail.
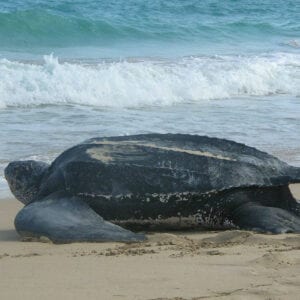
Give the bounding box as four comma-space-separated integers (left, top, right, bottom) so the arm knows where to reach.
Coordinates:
0, 53, 300, 109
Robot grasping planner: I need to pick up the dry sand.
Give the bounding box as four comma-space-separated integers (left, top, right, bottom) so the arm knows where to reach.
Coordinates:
1, 185, 300, 300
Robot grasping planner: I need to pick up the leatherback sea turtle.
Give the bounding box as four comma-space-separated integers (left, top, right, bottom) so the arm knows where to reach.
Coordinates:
5, 134, 300, 243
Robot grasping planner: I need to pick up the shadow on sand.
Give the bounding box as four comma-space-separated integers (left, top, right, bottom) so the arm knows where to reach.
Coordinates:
0, 229, 19, 242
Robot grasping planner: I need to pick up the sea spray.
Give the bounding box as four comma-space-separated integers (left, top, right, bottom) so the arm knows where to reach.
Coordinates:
0, 53, 299, 109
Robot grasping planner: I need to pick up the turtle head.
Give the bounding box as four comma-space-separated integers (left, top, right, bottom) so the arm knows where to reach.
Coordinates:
4, 160, 49, 205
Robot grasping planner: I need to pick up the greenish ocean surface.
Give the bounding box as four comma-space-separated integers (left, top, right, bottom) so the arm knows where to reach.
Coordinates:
0, 0, 300, 198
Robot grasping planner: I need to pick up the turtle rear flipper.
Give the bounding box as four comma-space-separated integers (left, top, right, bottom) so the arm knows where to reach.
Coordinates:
231, 202, 300, 233
14, 192, 145, 243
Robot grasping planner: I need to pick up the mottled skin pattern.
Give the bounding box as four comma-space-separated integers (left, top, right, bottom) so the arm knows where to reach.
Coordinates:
5, 134, 300, 243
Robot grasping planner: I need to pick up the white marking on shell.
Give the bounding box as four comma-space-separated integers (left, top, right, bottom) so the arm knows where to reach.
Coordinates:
86, 140, 235, 161
86, 147, 113, 162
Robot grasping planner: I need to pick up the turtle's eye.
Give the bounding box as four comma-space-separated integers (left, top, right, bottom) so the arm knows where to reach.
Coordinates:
4, 160, 49, 204
5, 162, 31, 186
4, 162, 33, 203
4, 162, 19, 185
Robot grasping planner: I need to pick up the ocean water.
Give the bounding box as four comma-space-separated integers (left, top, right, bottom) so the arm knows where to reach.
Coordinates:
1, 0, 300, 199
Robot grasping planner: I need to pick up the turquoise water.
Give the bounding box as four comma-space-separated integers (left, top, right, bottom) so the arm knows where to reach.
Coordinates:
0, 0, 299, 58
0, 0, 300, 198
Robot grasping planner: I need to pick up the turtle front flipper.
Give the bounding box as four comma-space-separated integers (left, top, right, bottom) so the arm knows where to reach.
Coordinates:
231, 202, 300, 234
14, 191, 146, 243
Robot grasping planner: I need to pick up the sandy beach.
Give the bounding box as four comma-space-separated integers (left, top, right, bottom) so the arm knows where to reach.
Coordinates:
0, 185, 299, 300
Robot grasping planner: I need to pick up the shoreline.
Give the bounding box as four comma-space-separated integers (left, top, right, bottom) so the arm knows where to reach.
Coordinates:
1, 189, 299, 300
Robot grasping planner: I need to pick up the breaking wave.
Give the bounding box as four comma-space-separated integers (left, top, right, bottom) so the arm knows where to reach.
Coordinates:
0, 53, 299, 109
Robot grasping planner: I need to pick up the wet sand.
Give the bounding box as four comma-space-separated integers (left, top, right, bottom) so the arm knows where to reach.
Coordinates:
0, 185, 299, 300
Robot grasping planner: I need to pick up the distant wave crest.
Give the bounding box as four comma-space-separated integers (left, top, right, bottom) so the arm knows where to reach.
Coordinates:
0, 53, 300, 109
0, 10, 136, 47
0, 7, 298, 48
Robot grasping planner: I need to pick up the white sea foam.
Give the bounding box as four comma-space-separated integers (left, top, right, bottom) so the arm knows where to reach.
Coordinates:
0, 53, 299, 109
